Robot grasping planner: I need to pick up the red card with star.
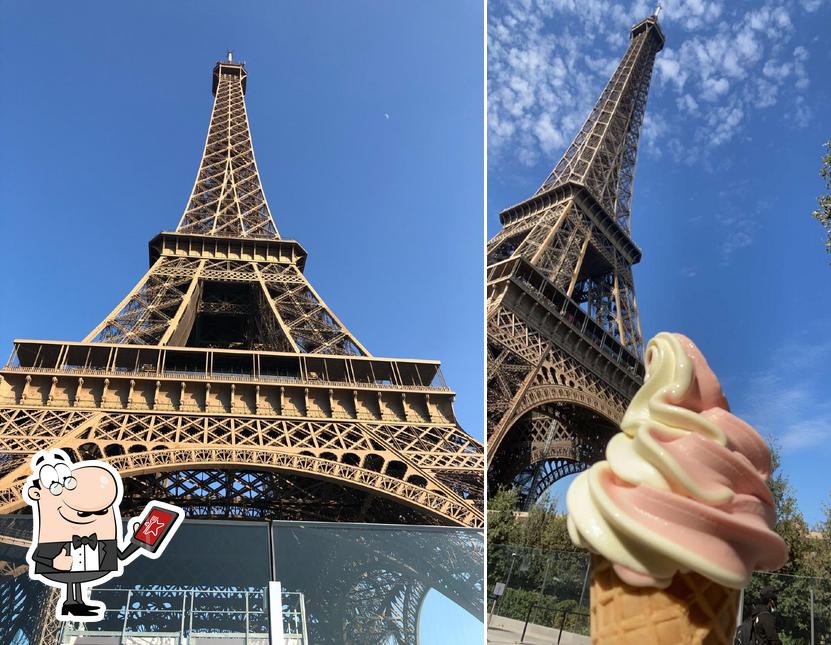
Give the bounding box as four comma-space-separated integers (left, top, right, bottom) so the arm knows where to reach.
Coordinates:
131, 504, 181, 553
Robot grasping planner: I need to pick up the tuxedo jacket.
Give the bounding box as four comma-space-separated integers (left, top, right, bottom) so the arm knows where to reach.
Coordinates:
31, 539, 123, 575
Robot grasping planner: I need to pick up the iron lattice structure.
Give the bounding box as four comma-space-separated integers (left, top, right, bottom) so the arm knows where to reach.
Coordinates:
0, 59, 483, 526
487, 15, 664, 506
0, 519, 62, 645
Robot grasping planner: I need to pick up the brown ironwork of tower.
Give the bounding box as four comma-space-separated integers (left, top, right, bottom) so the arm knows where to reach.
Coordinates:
487, 14, 664, 506
0, 57, 483, 528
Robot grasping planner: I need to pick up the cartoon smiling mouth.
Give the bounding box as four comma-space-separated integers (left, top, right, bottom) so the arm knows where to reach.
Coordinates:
58, 503, 109, 525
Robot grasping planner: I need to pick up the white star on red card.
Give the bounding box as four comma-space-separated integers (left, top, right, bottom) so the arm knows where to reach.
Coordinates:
142, 515, 165, 539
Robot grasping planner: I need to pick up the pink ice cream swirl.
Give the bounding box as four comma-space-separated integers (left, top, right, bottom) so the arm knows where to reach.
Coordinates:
566, 332, 788, 589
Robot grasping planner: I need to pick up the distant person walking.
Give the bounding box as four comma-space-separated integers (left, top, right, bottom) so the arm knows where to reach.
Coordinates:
736, 586, 781, 645
752, 587, 781, 644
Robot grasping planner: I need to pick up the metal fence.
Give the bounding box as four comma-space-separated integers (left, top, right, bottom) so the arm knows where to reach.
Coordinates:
57, 587, 307, 645
488, 545, 591, 641
739, 570, 831, 645
488, 544, 831, 645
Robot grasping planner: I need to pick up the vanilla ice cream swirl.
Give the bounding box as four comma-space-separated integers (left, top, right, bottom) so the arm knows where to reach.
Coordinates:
567, 332, 787, 589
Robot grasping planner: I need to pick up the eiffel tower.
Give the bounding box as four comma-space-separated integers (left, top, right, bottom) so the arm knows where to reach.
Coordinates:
487, 14, 664, 506
0, 55, 483, 528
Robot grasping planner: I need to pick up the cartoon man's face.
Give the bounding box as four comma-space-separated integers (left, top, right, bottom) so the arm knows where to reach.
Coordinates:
27, 460, 121, 543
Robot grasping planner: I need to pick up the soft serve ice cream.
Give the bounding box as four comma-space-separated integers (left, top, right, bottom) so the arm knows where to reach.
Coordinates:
567, 332, 787, 589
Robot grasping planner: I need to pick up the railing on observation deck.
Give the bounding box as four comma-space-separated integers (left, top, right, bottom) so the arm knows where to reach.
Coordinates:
3, 340, 451, 392
488, 257, 644, 379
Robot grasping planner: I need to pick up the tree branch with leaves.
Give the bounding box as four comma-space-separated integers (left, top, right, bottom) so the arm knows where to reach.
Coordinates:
812, 140, 831, 258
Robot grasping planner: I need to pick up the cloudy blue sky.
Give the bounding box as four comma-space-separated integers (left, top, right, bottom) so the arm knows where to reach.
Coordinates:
489, 0, 831, 526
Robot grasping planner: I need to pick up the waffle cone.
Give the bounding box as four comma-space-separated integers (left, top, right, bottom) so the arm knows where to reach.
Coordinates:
590, 554, 739, 644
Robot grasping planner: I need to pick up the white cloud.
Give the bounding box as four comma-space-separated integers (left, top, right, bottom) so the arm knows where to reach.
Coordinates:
780, 418, 831, 451
735, 31, 761, 59
762, 60, 792, 79
800, 0, 825, 11
791, 95, 813, 127
753, 78, 780, 108
533, 113, 566, 153
701, 77, 730, 101
720, 228, 754, 260
793, 45, 810, 89
656, 53, 688, 89
663, 0, 724, 31
488, 2, 609, 167
712, 179, 771, 265
676, 93, 699, 114
706, 102, 744, 147
640, 111, 669, 159
736, 338, 831, 454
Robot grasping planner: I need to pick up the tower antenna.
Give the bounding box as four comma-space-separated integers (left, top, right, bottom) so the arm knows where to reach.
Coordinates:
654, 4, 662, 18
226, 49, 233, 62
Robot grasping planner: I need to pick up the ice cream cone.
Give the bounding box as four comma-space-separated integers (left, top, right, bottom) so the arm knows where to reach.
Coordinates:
590, 554, 739, 645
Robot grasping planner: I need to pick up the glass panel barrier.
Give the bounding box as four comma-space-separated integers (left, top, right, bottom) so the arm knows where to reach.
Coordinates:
1, 516, 484, 645
271, 521, 484, 645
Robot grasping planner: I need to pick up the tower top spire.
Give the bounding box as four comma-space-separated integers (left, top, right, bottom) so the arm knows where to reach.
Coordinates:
211, 57, 247, 95
520, 11, 664, 233
182, 58, 276, 238
654, 4, 662, 19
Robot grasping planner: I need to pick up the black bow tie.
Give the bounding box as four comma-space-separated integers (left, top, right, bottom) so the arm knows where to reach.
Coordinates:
72, 533, 98, 550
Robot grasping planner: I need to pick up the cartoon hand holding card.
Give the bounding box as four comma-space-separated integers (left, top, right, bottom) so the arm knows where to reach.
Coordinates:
22, 449, 183, 621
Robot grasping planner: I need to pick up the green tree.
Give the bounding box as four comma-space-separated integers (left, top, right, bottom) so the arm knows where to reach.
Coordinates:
487, 488, 522, 547
812, 140, 831, 257
486, 490, 591, 632
810, 499, 831, 643
486, 488, 523, 592
523, 496, 574, 552
743, 440, 819, 641
487, 489, 577, 553
769, 441, 812, 571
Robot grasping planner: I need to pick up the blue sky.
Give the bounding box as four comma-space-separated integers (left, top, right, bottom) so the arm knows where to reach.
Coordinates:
489, 0, 831, 526
0, 1, 483, 439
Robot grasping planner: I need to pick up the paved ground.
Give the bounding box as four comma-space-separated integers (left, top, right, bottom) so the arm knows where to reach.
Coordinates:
487, 615, 590, 645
